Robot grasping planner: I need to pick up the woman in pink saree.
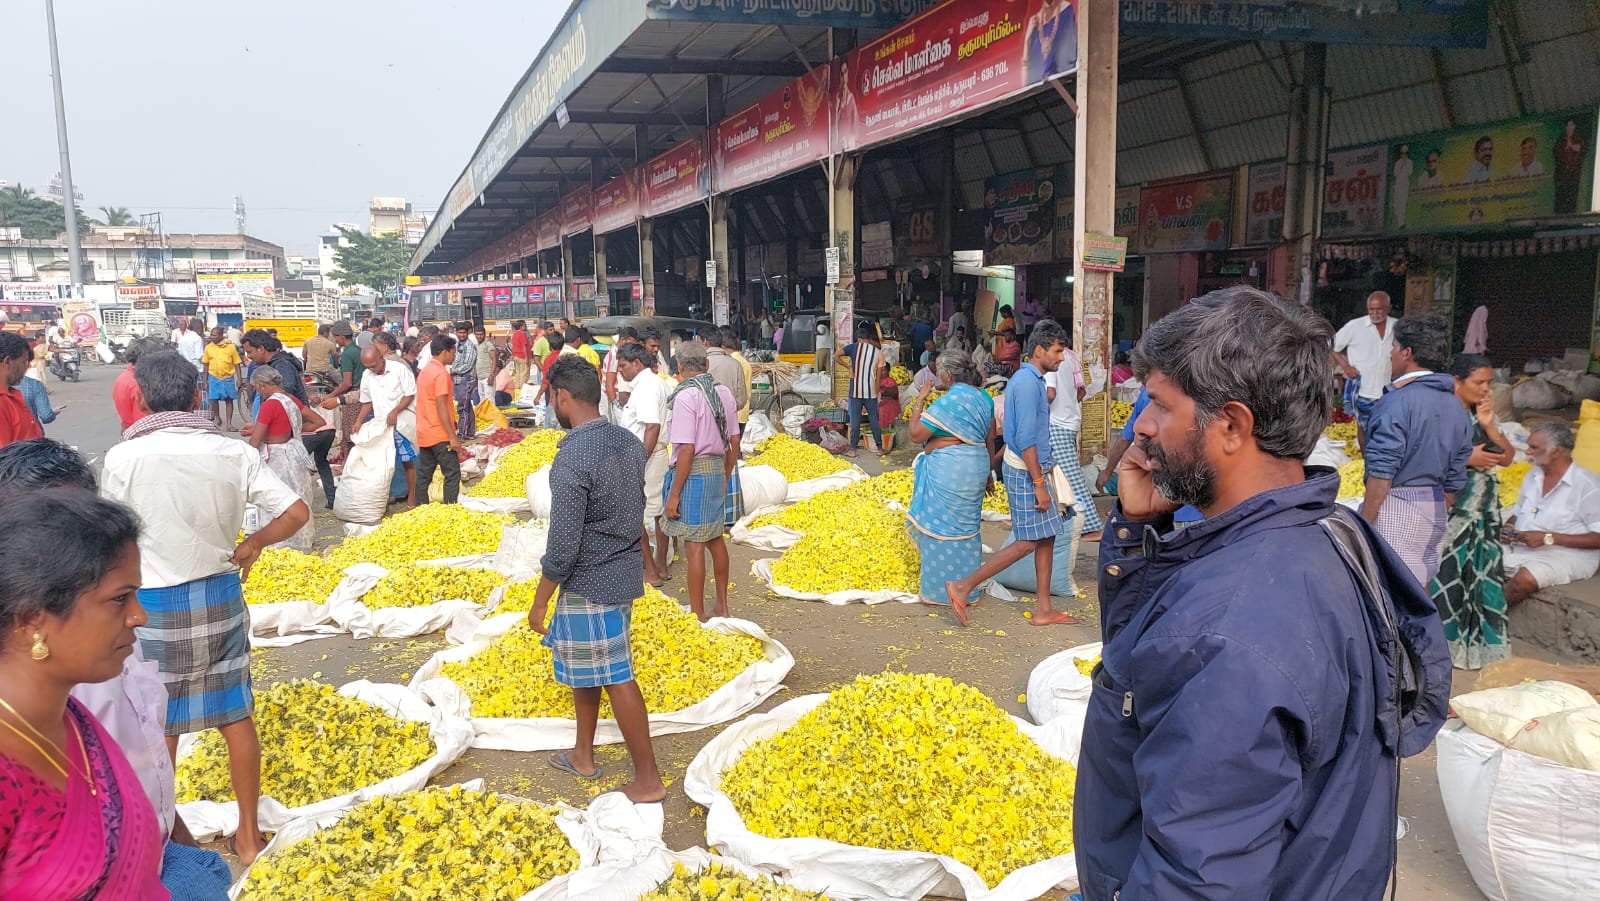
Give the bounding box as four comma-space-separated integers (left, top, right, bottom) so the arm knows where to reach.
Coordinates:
0, 490, 168, 900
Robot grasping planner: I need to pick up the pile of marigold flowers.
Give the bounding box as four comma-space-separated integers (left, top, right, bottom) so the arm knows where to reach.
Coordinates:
720, 672, 1077, 887
745, 435, 852, 482
236, 786, 577, 900
888, 364, 913, 386
1074, 654, 1101, 677
638, 861, 819, 901
177, 680, 434, 808
243, 548, 343, 605
324, 505, 515, 569
1337, 459, 1365, 499
1110, 400, 1134, 429
1498, 461, 1530, 508
468, 430, 565, 497
441, 586, 765, 718
1324, 420, 1359, 449
771, 504, 919, 595
362, 563, 506, 610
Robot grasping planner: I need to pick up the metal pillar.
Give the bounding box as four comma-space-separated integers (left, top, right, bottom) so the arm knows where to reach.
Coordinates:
1071, 0, 1119, 456
45, 0, 82, 291
1283, 44, 1328, 305
827, 153, 859, 400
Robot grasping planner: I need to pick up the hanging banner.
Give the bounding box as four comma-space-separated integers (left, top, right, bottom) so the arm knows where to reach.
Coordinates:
561, 187, 593, 235
1119, 1, 1489, 49
714, 63, 833, 194
645, 0, 936, 28
536, 210, 563, 251
643, 136, 709, 219
1136, 175, 1233, 254
1386, 110, 1597, 233
984, 167, 1057, 266
60, 301, 101, 342
194, 260, 275, 308
1322, 144, 1388, 239
836, 0, 1077, 153
592, 171, 640, 234
1243, 160, 1286, 245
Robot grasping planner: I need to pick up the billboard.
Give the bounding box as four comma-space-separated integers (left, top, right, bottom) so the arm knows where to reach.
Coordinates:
1322, 144, 1388, 239
0, 283, 69, 303
561, 187, 593, 235
642, 136, 709, 219
1119, 1, 1489, 49
194, 260, 275, 308
645, 0, 936, 27
117, 284, 162, 310
1387, 111, 1597, 232
536, 209, 563, 252
1243, 160, 1286, 245
713, 63, 833, 194
593, 171, 640, 235
1136, 175, 1234, 253
984, 167, 1058, 266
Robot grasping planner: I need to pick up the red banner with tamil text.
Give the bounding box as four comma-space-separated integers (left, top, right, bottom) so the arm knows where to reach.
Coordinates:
592, 171, 639, 235
643, 136, 709, 219
714, 63, 834, 194
561, 186, 593, 235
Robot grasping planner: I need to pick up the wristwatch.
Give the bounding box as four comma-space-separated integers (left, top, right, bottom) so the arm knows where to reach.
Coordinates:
1544, 532, 1555, 547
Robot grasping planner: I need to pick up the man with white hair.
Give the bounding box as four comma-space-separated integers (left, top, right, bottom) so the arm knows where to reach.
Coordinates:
1502, 420, 1600, 604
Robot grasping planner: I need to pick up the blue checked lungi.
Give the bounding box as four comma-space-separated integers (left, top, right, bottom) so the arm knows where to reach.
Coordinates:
723, 466, 745, 527
206, 374, 237, 401
135, 571, 254, 736
663, 455, 727, 542
1374, 485, 1448, 588
541, 591, 634, 688
161, 841, 232, 901
394, 431, 417, 463
1048, 420, 1104, 533
1003, 462, 1064, 541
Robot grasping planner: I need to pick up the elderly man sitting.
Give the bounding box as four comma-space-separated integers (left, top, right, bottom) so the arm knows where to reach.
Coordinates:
1503, 420, 1600, 604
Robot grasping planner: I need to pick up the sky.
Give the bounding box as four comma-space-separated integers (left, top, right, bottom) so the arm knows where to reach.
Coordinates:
1, 0, 564, 256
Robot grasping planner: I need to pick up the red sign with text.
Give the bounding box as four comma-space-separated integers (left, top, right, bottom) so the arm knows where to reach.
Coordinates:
536, 210, 562, 252
561, 187, 593, 236
592, 171, 639, 235
714, 63, 834, 194
642, 136, 709, 219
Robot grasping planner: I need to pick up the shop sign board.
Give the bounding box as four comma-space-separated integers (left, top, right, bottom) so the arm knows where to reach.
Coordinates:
1054, 194, 1074, 261
536, 209, 563, 252
561, 187, 593, 235
1244, 160, 1286, 245
984, 167, 1058, 266
645, 0, 936, 28
836, 0, 1078, 153
1385, 110, 1597, 233
642, 136, 710, 219
1322, 144, 1389, 238
1114, 186, 1141, 240
861, 220, 895, 269
194, 260, 275, 308
900, 204, 939, 259
1136, 175, 1233, 254
713, 63, 833, 194
1082, 233, 1128, 272
592, 171, 640, 235
116, 284, 160, 308
1, 283, 69, 303
1119, 1, 1489, 49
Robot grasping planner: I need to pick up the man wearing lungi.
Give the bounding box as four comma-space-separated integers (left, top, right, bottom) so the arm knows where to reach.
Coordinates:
101, 351, 311, 865
525, 355, 665, 803
946, 319, 1080, 628
663, 342, 741, 621
1361, 315, 1473, 587
449, 321, 479, 442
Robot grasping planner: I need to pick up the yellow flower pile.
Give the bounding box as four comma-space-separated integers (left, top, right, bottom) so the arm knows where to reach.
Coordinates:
1324, 420, 1359, 448
440, 586, 766, 718
177, 680, 434, 808
494, 579, 550, 614
324, 505, 516, 569
1074, 655, 1101, 677
243, 548, 343, 606
771, 504, 920, 595
901, 389, 945, 421
889, 364, 913, 387
1110, 400, 1134, 429
237, 786, 577, 900
1337, 459, 1365, 499
745, 435, 851, 481
1498, 461, 1530, 508
639, 861, 817, 901
362, 564, 507, 610
984, 484, 1010, 514
721, 672, 1077, 888
468, 430, 565, 497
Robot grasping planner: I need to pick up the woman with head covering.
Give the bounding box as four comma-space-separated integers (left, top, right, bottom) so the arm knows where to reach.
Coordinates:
242, 367, 323, 552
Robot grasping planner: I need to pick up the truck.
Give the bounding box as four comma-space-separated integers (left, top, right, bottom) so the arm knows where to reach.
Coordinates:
243, 290, 343, 349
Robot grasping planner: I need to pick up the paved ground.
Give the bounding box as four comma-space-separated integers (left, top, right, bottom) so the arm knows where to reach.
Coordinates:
38, 359, 1488, 898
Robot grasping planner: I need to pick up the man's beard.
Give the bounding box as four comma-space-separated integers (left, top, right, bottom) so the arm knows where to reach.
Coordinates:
1139, 430, 1217, 510
555, 408, 572, 430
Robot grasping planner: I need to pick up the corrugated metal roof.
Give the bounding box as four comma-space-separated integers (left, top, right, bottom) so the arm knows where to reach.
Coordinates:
1518, 33, 1600, 113
1515, 0, 1594, 43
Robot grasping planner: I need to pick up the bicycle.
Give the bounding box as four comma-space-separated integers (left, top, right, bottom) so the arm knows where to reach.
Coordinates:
752, 362, 810, 421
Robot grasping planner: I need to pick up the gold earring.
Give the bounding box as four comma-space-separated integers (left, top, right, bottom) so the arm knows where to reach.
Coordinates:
30, 632, 49, 661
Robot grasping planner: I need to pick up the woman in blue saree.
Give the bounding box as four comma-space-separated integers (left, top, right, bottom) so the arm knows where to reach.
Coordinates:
907, 350, 997, 613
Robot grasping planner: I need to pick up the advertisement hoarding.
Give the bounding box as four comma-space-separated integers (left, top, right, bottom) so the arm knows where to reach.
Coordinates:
561, 187, 593, 235
1322, 144, 1389, 239
1243, 160, 1286, 245
1119, 1, 1489, 49
984, 167, 1058, 266
194, 260, 275, 308
593, 171, 640, 234
1136, 175, 1234, 254
642, 136, 710, 219
714, 63, 833, 194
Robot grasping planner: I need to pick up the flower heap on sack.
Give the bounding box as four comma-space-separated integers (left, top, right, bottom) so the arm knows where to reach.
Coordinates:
745, 434, 852, 481
771, 502, 920, 595
243, 549, 343, 605
889, 364, 913, 387
721, 672, 1077, 888
901, 389, 945, 421
1337, 459, 1365, 499
1324, 420, 1359, 450
639, 861, 819, 901
468, 429, 565, 497
324, 505, 516, 569
236, 786, 578, 900
1074, 655, 1100, 677
443, 586, 766, 718
480, 428, 527, 449
1109, 400, 1134, 429
1497, 461, 1530, 508
176, 680, 434, 809
362, 564, 507, 610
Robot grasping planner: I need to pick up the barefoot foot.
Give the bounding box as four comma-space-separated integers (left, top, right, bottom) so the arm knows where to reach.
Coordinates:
618, 778, 666, 804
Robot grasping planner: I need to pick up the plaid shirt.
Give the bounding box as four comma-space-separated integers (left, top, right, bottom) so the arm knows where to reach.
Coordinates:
539, 418, 647, 605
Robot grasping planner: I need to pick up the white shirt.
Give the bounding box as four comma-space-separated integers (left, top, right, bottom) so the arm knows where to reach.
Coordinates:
359, 362, 418, 445
912, 366, 938, 394
1333, 316, 1395, 400
949, 311, 971, 340
177, 330, 206, 372
71, 647, 174, 839
1510, 462, 1600, 538
1044, 349, 1086, 430
102, 428, 302, 587
622, 369, 671, 453
1514, 160, 1546, 177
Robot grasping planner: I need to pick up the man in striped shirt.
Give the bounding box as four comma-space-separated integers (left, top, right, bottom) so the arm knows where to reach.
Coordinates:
836, 321, 887, 456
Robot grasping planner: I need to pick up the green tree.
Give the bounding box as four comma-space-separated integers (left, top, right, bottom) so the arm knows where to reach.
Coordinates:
0, 195, 88, 239
97, 205, 137, 226
327, 226, 411, 295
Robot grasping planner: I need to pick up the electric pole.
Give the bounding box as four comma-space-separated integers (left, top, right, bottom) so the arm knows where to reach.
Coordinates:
45, 0, 83, 293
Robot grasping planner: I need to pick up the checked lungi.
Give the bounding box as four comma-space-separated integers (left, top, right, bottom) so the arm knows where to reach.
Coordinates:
1048, 421, 1103, 533
1373, 485, 1448, 588
541, 590, 635, 688
724, 466, 745, 527
663, 455, 727, 543
1003, 462, 1063, 542
135, 570, 254, 736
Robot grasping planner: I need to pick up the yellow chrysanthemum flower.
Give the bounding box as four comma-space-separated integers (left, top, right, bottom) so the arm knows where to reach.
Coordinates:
243, 548, 342, 605
324, 505, 516, 569
637, 860, 817, 900
744, 435, 852, 482
362, 563, 506, 610
467, 430, 565, 497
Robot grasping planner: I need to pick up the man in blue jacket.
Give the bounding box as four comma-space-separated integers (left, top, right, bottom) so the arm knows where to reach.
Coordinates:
1076, 285, 1451, 900
1361, 314, 1473, 586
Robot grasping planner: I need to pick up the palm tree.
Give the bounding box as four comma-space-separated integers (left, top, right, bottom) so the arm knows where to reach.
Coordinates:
0, 185, 35, 204
97, 205, 136, 227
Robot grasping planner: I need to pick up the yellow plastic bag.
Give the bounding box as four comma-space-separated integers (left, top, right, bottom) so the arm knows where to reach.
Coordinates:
475, 398, 510, 431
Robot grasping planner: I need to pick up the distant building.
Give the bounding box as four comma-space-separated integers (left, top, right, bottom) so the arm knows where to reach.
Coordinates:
318, 224, 360, 294
369, 197, 430, 246
0, 226, 285, 287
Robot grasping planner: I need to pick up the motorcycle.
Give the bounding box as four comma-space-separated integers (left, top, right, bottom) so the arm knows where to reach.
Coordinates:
47, 340, 82, 383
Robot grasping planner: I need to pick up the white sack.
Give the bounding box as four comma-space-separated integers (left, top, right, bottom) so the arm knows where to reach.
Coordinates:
460, 493, 533, 515
326, 554, 506, 640
740, 412, 778, 454
1305, 435, 1351, 470
246, 598, 343, 649
1025, 643, 1102, 727
780, 404, 814, 437
493, 522, 549, 579
736, 464, 789, 512
332, 418, 396, 525
181, 681, 473, 843
411, 613, 794, 752
1509, 706, 1600, 771
731, 506, 803, 553
751, 558, 1008, 608
1436, 721, 1600, 901
785, 466, 867, 503
1450, 681, 1597, 744
792, 372, 831, 394
1511, 378, 1571, 412
529, 847, 825, 901
684, 693, 1081, 900
527, 464, 554, 520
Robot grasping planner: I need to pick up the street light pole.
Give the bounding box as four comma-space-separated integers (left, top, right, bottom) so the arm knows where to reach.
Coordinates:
45, 0, 83, 295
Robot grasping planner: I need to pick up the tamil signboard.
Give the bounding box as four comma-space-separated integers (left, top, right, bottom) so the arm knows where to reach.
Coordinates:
645, 0, 936, 27
536, 210, 563, 252
561, 187, 593, 235
713, 63, 833, 194
0, 283, 68, 303
1322, 144, 1388, 239
1136, 175, 1234, 254
1082, 233, 1128, 271
642, 136, 709, 219
1119, 1, 1490, 49
984, 167, 1058, 266
592, 171, 640, 235
1114, 186, 1141, 240
1243, 160, 1286, 245
194, 260, 275, 308
118, 284, 162, 310
1386, 110, 1597, 233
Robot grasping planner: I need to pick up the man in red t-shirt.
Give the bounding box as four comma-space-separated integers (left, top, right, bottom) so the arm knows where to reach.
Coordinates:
509, 319, 533, 392
415, 333, 463, 504
531, 331, 566, 429
0, 333, 45, 448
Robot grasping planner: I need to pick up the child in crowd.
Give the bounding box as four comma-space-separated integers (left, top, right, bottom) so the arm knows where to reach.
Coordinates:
877, 374, 901, 453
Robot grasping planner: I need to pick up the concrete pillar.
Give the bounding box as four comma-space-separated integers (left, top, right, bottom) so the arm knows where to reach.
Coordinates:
638, 219, 656, 316
938, 130, 956, 306
1283, 43, 1328, 305
593, 234, 609, 315
561, 236, 576, 319
709, 195, 730, 326
827, 153, 859, 400
1071, 0, 1119, 457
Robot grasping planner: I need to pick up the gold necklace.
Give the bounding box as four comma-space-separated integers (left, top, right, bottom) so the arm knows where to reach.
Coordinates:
0, 694, 96, 795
